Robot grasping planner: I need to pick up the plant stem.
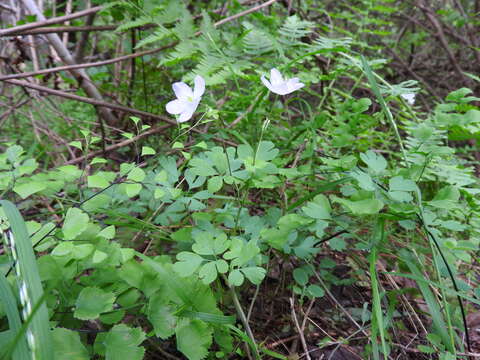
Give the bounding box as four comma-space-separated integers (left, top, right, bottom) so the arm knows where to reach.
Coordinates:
228, 284, 260, 359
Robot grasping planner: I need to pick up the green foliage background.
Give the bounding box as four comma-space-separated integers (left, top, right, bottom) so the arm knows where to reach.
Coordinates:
1, 0, 480, 359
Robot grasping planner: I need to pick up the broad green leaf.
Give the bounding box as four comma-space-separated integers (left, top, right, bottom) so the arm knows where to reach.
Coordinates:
199, 261, 218, 284
173, 252, 204, 277
62, 208, 89, 240
333, 197, 384, 215
87, 174, 110, 188
52, 328, 89, 360
175, 318, 212, 360
360, 150, 387, 174
192, 233, 230, 256
124, 183, 142, 197
241, 267, 266, 285
92, 250, 108, 263
307, 284, 325, 298
350, 170, 375, 191
389, 176, 416, 192
98, 225, 116, 239
302, 194, 331, 219
127, 167, 146, 182
13, 181, 46, 199
228, 269, 244, 286
141, 146, 156, 156
104, 325, 145, 360
74, 287, 115, 320
147, 293, 176, 339
293, 268, 308, 286
215, 260, 229, 274
91, 157, 107, 165
207, 176, 223, 193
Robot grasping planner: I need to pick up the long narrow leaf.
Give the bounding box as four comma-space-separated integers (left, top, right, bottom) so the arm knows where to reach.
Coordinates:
0, 200, 52, 360
370, 218, 388, 359
0, 274, 30, 360
403, 254, 453, 352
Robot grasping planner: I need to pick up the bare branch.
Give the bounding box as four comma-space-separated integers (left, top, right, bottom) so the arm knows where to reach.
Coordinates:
0, 5, 103, 37
4, 79, 236, 146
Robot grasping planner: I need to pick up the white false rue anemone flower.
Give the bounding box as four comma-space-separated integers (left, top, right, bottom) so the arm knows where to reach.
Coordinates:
261, 68, 305, 95
166, 75, 205, 123
401, 93, 416, 105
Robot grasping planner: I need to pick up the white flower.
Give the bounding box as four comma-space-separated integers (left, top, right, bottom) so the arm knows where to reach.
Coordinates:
166, 75, 205, 123
261, 68, 305, 95
401, 93, 416, 105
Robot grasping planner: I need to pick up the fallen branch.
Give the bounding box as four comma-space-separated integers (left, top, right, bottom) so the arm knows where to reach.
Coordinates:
0, 0, 278, 81
4, 79, 236, 145
0, 6, 103, 37
0, 45, 175, 81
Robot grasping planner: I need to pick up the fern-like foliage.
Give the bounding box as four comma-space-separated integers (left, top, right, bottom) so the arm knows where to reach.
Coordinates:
278, 15, 314, 45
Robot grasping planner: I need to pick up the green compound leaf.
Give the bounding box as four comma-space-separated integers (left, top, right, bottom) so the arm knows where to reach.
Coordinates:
173, 252, 204, 277
104, 324, 146, 360
389, 176, 417, 192
360, 150, 387, 175
74, 287, 115, 320
302, 194, 331, 219
52, 328, 89, 360
223, 238, 260, 267
388, 176, 416, 202
228, 269, 244, 286
62, 207, 89, 240
241, 267, 266, 285
176, 318, 212, 360
192, 232, 230, 256
198, 261, 218, 284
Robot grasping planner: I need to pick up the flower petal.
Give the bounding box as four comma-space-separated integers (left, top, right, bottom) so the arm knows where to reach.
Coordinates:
286, 79, 305, 94
401, 93, 415, 105
274, 84, 290, 95
166, 99, 186, 114
261, 75, 275, 93
270, 68, 283, 85
177, 99, 200, 123
172, 81, 193, 100
193, 75, 205, 99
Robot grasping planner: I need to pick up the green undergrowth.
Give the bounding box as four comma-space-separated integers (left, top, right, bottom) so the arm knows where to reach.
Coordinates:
1, 0, 480, 359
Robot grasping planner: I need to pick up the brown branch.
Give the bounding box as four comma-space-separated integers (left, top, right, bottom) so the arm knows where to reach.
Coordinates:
386, 48, 441, 100
4, 24, 143, 36
5, 79, 178, 125
0, 44, 176, 81
4, 79, 236, 145
0, 6, 103, 37
0, 0, 278, 82
2, 0, 264, 37
416, 1, 472, 85
214, 0, 278, 27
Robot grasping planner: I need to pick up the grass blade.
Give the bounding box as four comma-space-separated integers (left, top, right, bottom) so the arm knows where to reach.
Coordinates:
369, 218, 388, 359
0, 273, 30, 360
0, 200, 52, 360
